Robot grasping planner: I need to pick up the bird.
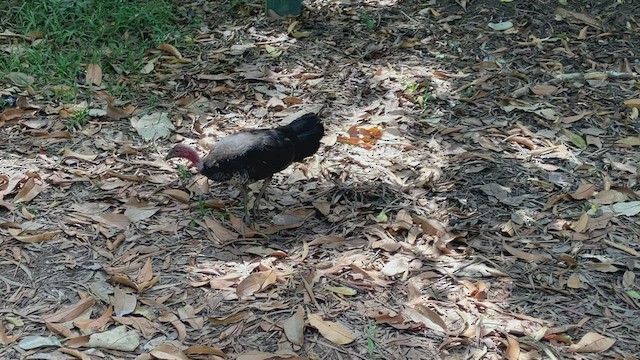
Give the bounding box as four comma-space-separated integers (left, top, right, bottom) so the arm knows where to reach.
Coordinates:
165, 113, 324, 225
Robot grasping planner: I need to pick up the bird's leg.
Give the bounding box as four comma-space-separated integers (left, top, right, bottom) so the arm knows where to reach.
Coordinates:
252, 175, 272, 222
240, 184, 252, 226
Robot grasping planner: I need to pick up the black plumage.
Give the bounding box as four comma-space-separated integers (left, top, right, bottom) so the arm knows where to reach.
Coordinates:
166, 113, 324, 225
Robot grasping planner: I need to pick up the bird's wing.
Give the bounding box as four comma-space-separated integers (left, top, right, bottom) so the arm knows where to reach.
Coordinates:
202, 130, 296, 181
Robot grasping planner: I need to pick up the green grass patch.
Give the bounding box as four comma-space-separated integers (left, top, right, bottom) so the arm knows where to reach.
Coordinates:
0, 0, 197, 93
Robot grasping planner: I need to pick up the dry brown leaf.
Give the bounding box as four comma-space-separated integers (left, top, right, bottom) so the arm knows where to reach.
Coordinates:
236, 270, 277, 299
178, 305, 204, 330
505, 335, 521, 360
236, 352, 307, 360
12, 178, 42, 203
308, 313, 356, 345
0, 321, 19, 345
157, 43, 182, 58
508, 136, 535, 150
138, 258, 154, 283
13, 230, 61, 243
74, 306, 113, 333
570, 183, 596, 200
308, 236, 344, 246
162, 189, 190, 203
531, 84, 557, 96
502, 243, 552, 263
112, 316, 160, 339
62, 147, 98, 162
59, 348, 91, 360
45, 321, 76, 338
184, 345, 226, 357
150, 343, 189, 360
86, 63, 102, 86
568, 332, 615, 353
209, 311, 252, 325
43, 297, 96, 323
204, 216, 238, 242
571, 213, 589, 233
158, 312, 187, 342
106, 102, 136, 120
567, 273, 588, 289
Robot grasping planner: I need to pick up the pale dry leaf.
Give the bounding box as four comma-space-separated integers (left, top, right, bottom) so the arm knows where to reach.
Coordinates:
130, 112, 174, 141
308, 313, 356, 345
382, 256, 410, 276
85, 63, 102, 86
124, 207, 158, 222
112, 288, 136, 317
404, 304, 446, 333
282, 305, 305, 346
18, 335, 62, 350
62, 148, 97, 162
568, 332, 615, 353
86, 325, 140, 351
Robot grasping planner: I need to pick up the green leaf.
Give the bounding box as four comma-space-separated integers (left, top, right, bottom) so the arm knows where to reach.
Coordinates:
375, 210, 388, 223
569, 133, 587, 149
627, 290, 640, 299
6, 72, 35, 87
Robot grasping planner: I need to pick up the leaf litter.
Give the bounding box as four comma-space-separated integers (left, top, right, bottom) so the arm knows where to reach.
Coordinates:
1, 0, 640, 359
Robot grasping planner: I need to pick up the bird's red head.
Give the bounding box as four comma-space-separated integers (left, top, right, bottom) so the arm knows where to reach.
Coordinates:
165, 144, 203, 170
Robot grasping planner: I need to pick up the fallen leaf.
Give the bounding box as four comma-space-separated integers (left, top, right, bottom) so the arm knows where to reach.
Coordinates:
86, 63, 102, 86
85, 325, 140, 351
571, 183, 596, 200
150, 343, 189, 360
236, 270, 277, 299
503, 242, 552, 263
308, 313, 356, 345
43, 297, 96, 323
130, 112, 174, 141
12, 178, 42, 203
157, 43, 182, 58
568, 332, 615, 353
112, 288, 137, 317
282, 306, 305, 346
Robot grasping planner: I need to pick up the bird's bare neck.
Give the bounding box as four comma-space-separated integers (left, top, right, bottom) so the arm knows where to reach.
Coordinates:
182, 148, 204, 171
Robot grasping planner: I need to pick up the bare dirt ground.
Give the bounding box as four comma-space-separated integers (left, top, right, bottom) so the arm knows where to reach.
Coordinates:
1, 0, 640, 359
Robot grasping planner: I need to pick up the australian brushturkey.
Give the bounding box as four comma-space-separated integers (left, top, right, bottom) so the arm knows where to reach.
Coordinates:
166, 113, 324, 225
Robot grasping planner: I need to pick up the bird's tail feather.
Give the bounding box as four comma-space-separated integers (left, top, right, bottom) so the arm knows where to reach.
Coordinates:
279, 113, 324, 162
